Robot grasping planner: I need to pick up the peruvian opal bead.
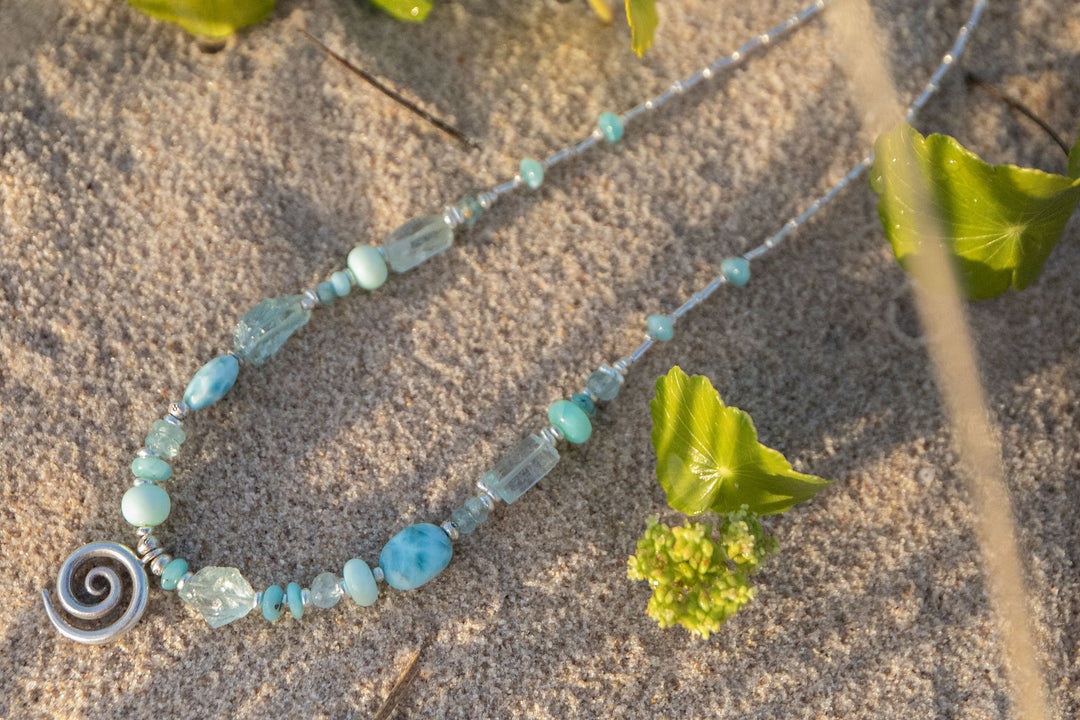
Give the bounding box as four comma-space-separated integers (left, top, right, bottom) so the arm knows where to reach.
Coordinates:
343, 558, 378, 607
160, 558, 188, 590
382, 215, 454, 273
262, 585, 285, 621
131, 456, 171, 482
330, 270, 353, 298
520, 158, 544, 189
379, 524, 453, 591
647, 314, 674, 342
316, 282, 336, 304
347, 245, 388, 290
548, 399, 592, 444
286, 582, 304, 619
721, 257, 751, 286
597, 111, 624, 142
121, 484, 171, 527
571, 393, 596, 418
183, 355, 239, 411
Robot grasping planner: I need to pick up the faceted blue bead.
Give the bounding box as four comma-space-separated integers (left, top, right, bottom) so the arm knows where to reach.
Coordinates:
597, 111, 624, 142
330, 270, 353, 298
183, 355, 240, 410
316, 282, 336, 304
721, 257, 751, 287
647, 314, 674, 342
571, 393, 596, 418
286, 581, 304, 619
232, 296, 312, 367
520, 158, 544, 189
451, 507, 477, 535
379, 524, 453, 591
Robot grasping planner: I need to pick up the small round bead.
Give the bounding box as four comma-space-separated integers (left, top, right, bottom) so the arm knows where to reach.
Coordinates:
343, 558, 379, 607
316, 282, 337, 304
131, 456, 172, 482
300, 289, 319, 310
372, 567, 385, 583
330, 270, 353, 298
453, 194, 483, 227
721, 257, 751, 286
586, 366, 622, 402
547, 400, 592, 444
262, 585, 285, 621
168, 401, 189, 421
464, 496, 490, 524
451, 507, 476, 535
646, 314, 674, 342
570, 393, 596, 418
121, 484, 171, 527
160, 558, 188, 590
136, 535, 160, 555
347, 245, 389, 290
141, 547, 165, 567
286, 582, 304, 619
440, 520, 460, 541
150, 553, 172, 576
597, 111, 624, 142
519, 158, 544, 189
310, 572, 342, 608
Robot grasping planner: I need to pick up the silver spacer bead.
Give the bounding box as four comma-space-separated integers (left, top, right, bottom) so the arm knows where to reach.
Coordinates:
150, 553, 173, 576
300, 290, 319, 310
175, 571, 193, 593
337, 579, 349, 595
440, 521, 460, 542
613, 359, 631, 377
443, 204, 465, 229
301, 589, 310, 607
252, 591, 263, 609
702, 67, 713, 79
168, 401, 189, 421
476, 478, 500, 503
476, 494, 494, 512
671, 80, 684, 93
141, 547, 166, 566
132, 477, 153, 486
137, 448, 158, 459
136, 535, 160, 555
540, 425, 564, 445
136, 526, 154, 537
164, 414, 183, 427
477, 191, 497, 210
372, 567, 385, 583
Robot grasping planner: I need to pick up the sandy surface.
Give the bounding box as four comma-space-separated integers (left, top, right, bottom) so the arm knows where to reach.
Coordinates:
1, 0, 1079, 717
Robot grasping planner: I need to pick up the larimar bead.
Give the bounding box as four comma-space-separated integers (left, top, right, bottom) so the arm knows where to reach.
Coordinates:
330, 270, 353, 298
450, 507, 476, 535
121, 484, 171, 527
647, 314, 674, 341
145, 419, 185, 459
232, 296, 312, 367
571, 393, 596, 418
597, 111, 624, 142
309, 572, 342, 608
184, 355, 240, 411
548, 400, 592, 444
520, 158, 544, 189
178, 567, 256, 628
160, 558, 188, 590
261, 585, 285, 621
131, 455, 172, 481
382, 215, 454, 273
721, 257, 751, 286
586, 366, 622, 402
316, 282, 336, 304
343, 559, 378, 607
379, 524, 453, 591
481, 434, 560, 504
453, 195, 483, 227
347, 246, 388, 290
286, 582, 304, 619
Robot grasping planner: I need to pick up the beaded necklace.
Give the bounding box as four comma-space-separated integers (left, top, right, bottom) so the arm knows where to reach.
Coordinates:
42, 0, 986, 644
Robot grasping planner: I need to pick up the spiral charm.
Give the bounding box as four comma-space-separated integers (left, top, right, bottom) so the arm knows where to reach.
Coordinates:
41, 541, 149, 645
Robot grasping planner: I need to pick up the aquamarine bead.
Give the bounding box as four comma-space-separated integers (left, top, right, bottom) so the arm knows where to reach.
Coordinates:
464, 496, 489, 524
597, 111, 624, 142
347, 245, 388, 290
451, 507, 477, 535
382, 215, 454, 273
330, 270, 353, 298
316, 282, 336, 304
262, 584, 285, 621
131, 456, 171, 482
571, 393, 596, 418
453, 194, 483, 227
183, 355, 239, 410
548, 399, 592, 444
647, 314, 674, 342
721, 257, 751, 287
343, 558, 378, 607
481, 434, 560, 504
520, 158, 544, 189
286, 582, 304, 619
145, 419, 185, 459
121, 484, 171, 527
310, 572, 342, 608
233, 296, 312, 367
586, 366, 621, 402
178, 567, 255, 628
160, 558, 188, 590
379, 524, 453, 591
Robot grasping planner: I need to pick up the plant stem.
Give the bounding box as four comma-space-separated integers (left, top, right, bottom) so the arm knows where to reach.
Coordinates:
965, 72, 1071, 157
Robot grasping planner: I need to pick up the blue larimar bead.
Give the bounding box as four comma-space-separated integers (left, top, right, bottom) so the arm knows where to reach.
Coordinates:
548, 399, 592, 444
379, 524, 453, 591
262, 584, 285, 621
721, 257, 751, 287
343, 558, 378, 607
520, 158, 544, 189
647, 314, 674, 342
571, 393, 596, 418
597, 111, 624, 142
347, 246, 388, 290
183, 355, 240, 411
316, 282, 336, 304
330, 270, 352, 298
286, 582, 304, 619
160, 558, 188, 590
131, 455, 172, 481
232, 296, 312, 367
121, 484, 171, 527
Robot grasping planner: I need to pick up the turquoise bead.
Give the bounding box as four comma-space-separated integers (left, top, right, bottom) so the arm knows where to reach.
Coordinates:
347, 246, 388, 290
121, 484, 171, 527
721, 257, 751, 286
160, 558, 188, 590
131, 456, 171, 482
261, 585, 285, 621
316, 282, 336, 304
548, 399, 592, 444
286, 582, 304, 619
597, 111, 624, 142
183, 355, 239, 411
647, 314, 674, 342
343, 558, 378, 607
571, 393, 596, 418
379, 524, 453, 591
520, 158, 544, 189
330, 270, 352, 298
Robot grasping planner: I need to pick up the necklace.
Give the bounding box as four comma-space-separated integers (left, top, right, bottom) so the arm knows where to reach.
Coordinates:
42, 0, 986, 645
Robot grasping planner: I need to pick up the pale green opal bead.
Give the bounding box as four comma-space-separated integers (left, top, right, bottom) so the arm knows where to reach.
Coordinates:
131, 456, 171, 481
343, 558, 378, 607
482, 434, 560, 504
286, 582, 304, 619
178, 567, 255, 628
183, 355, 239, 410
382, 215, 454, 273
316, 282, 336, 304
309, 572, 342, 608
721, 257, 751, 286
520, 158, 544, 189
121, 484, 171, 527
330, 270, 352, 297
647, 314, 674, 341
379, 524, 453, 591
233, 296, 312, 367
548, 399, 592, 444
261, 585, 285, 621
586, 367, 621, 402
597, 111, 624, 142
160, 558, 188, 590
347, 246, 388, 289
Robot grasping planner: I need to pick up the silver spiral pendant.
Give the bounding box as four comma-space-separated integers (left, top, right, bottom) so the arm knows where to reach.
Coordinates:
42, 541, 149, 645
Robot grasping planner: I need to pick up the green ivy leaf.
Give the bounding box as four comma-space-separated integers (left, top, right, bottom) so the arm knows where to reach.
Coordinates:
650, 367, 831, 516
871, 123, 1080, 301
127, 0, 275, 39
367, 0, 433, 22
625, 0, 658, 57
